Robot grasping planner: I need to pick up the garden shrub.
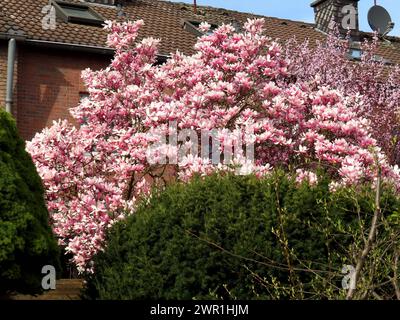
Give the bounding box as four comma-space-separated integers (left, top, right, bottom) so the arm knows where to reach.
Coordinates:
84, 171, 400, 300
0, 109, 59, 294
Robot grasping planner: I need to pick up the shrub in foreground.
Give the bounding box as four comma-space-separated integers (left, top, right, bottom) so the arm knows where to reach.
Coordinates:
84, 172, 400, 300
0, 109, 59, 294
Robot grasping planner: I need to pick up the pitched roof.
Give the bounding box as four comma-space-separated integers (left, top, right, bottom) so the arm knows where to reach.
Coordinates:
0, 0, 399, 64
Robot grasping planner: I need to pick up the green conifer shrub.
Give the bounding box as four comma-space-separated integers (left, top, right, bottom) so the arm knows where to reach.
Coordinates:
0, 109, 59, 294
84, 172, 400, 300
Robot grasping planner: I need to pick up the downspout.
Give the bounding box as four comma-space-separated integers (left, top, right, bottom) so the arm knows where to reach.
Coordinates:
5, 38, 16, 114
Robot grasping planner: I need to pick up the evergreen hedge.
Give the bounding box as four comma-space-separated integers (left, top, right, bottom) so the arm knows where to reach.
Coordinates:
0, 109, 59, 294
84, 171, 400, 300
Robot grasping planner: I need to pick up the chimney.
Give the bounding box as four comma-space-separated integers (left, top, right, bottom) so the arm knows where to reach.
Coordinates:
311, 0, 360, 39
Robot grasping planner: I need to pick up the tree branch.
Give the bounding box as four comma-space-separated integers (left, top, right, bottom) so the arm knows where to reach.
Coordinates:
393, 251, 400, 300
346, 169, 382, 300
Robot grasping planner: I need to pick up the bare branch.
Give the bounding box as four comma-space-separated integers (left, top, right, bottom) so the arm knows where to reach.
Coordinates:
346, 169, 382, 300
393, 252, 400, 300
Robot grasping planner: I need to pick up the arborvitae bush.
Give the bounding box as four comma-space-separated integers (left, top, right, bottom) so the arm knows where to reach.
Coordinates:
84, 171, 400, 300
0, 109, 59, 294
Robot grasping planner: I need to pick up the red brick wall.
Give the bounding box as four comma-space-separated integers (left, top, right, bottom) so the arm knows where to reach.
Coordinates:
16, 46, 111, 140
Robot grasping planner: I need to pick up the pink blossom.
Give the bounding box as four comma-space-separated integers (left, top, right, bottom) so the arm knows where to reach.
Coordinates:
26, 19, 400, 272
296, 169, 318, 186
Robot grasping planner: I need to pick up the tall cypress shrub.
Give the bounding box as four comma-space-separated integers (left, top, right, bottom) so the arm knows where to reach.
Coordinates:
0, 109, 59, 294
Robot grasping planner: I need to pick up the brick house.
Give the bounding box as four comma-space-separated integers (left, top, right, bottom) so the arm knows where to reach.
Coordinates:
1, 0, 400, 140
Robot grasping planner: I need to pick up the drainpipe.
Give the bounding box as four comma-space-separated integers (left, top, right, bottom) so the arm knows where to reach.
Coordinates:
5, 38, 16, 114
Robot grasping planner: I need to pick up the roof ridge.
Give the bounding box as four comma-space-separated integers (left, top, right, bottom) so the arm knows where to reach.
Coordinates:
359, 30, 400, 43
160, 0, 315, 26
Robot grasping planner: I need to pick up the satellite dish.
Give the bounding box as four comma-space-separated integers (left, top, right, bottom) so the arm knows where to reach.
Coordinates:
368, 5, 394, 35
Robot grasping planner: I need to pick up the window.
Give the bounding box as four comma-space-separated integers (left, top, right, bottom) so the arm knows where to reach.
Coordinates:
79, 92, 90, 101
182, 20, 219, 37
53, 1, 105, 26
79, 92, 90, 125
349, 48, 362, 60
347, 48, 392, 64
372, 55, 392, 65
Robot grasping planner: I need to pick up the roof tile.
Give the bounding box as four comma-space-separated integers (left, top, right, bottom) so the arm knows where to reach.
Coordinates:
0, 0, 398, 64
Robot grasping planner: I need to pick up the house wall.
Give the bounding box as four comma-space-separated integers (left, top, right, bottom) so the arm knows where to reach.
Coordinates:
15, 46, 111, 140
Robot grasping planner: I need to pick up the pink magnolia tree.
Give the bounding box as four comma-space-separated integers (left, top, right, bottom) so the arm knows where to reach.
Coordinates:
27, 19, 400, 272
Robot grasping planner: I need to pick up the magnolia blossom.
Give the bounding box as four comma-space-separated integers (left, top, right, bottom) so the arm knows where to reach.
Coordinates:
296, 169, 318, 186
27, 19, 400, 272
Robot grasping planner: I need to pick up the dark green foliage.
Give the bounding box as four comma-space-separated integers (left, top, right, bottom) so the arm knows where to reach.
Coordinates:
84, 171, 400, 300
0, 109, 59, 294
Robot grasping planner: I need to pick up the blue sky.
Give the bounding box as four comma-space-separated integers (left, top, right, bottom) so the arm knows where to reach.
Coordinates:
170, 0, 400, 36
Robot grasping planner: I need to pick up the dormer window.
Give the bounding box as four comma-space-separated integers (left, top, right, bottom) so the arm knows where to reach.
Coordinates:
372, 55, 392, 65
347, 48, 392, 64
52, 1, 105, 26
349, 48, 362, 60
182, 20, 218, 37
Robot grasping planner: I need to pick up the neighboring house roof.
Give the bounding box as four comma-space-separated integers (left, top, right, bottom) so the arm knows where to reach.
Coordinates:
0, 0, 400, 64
